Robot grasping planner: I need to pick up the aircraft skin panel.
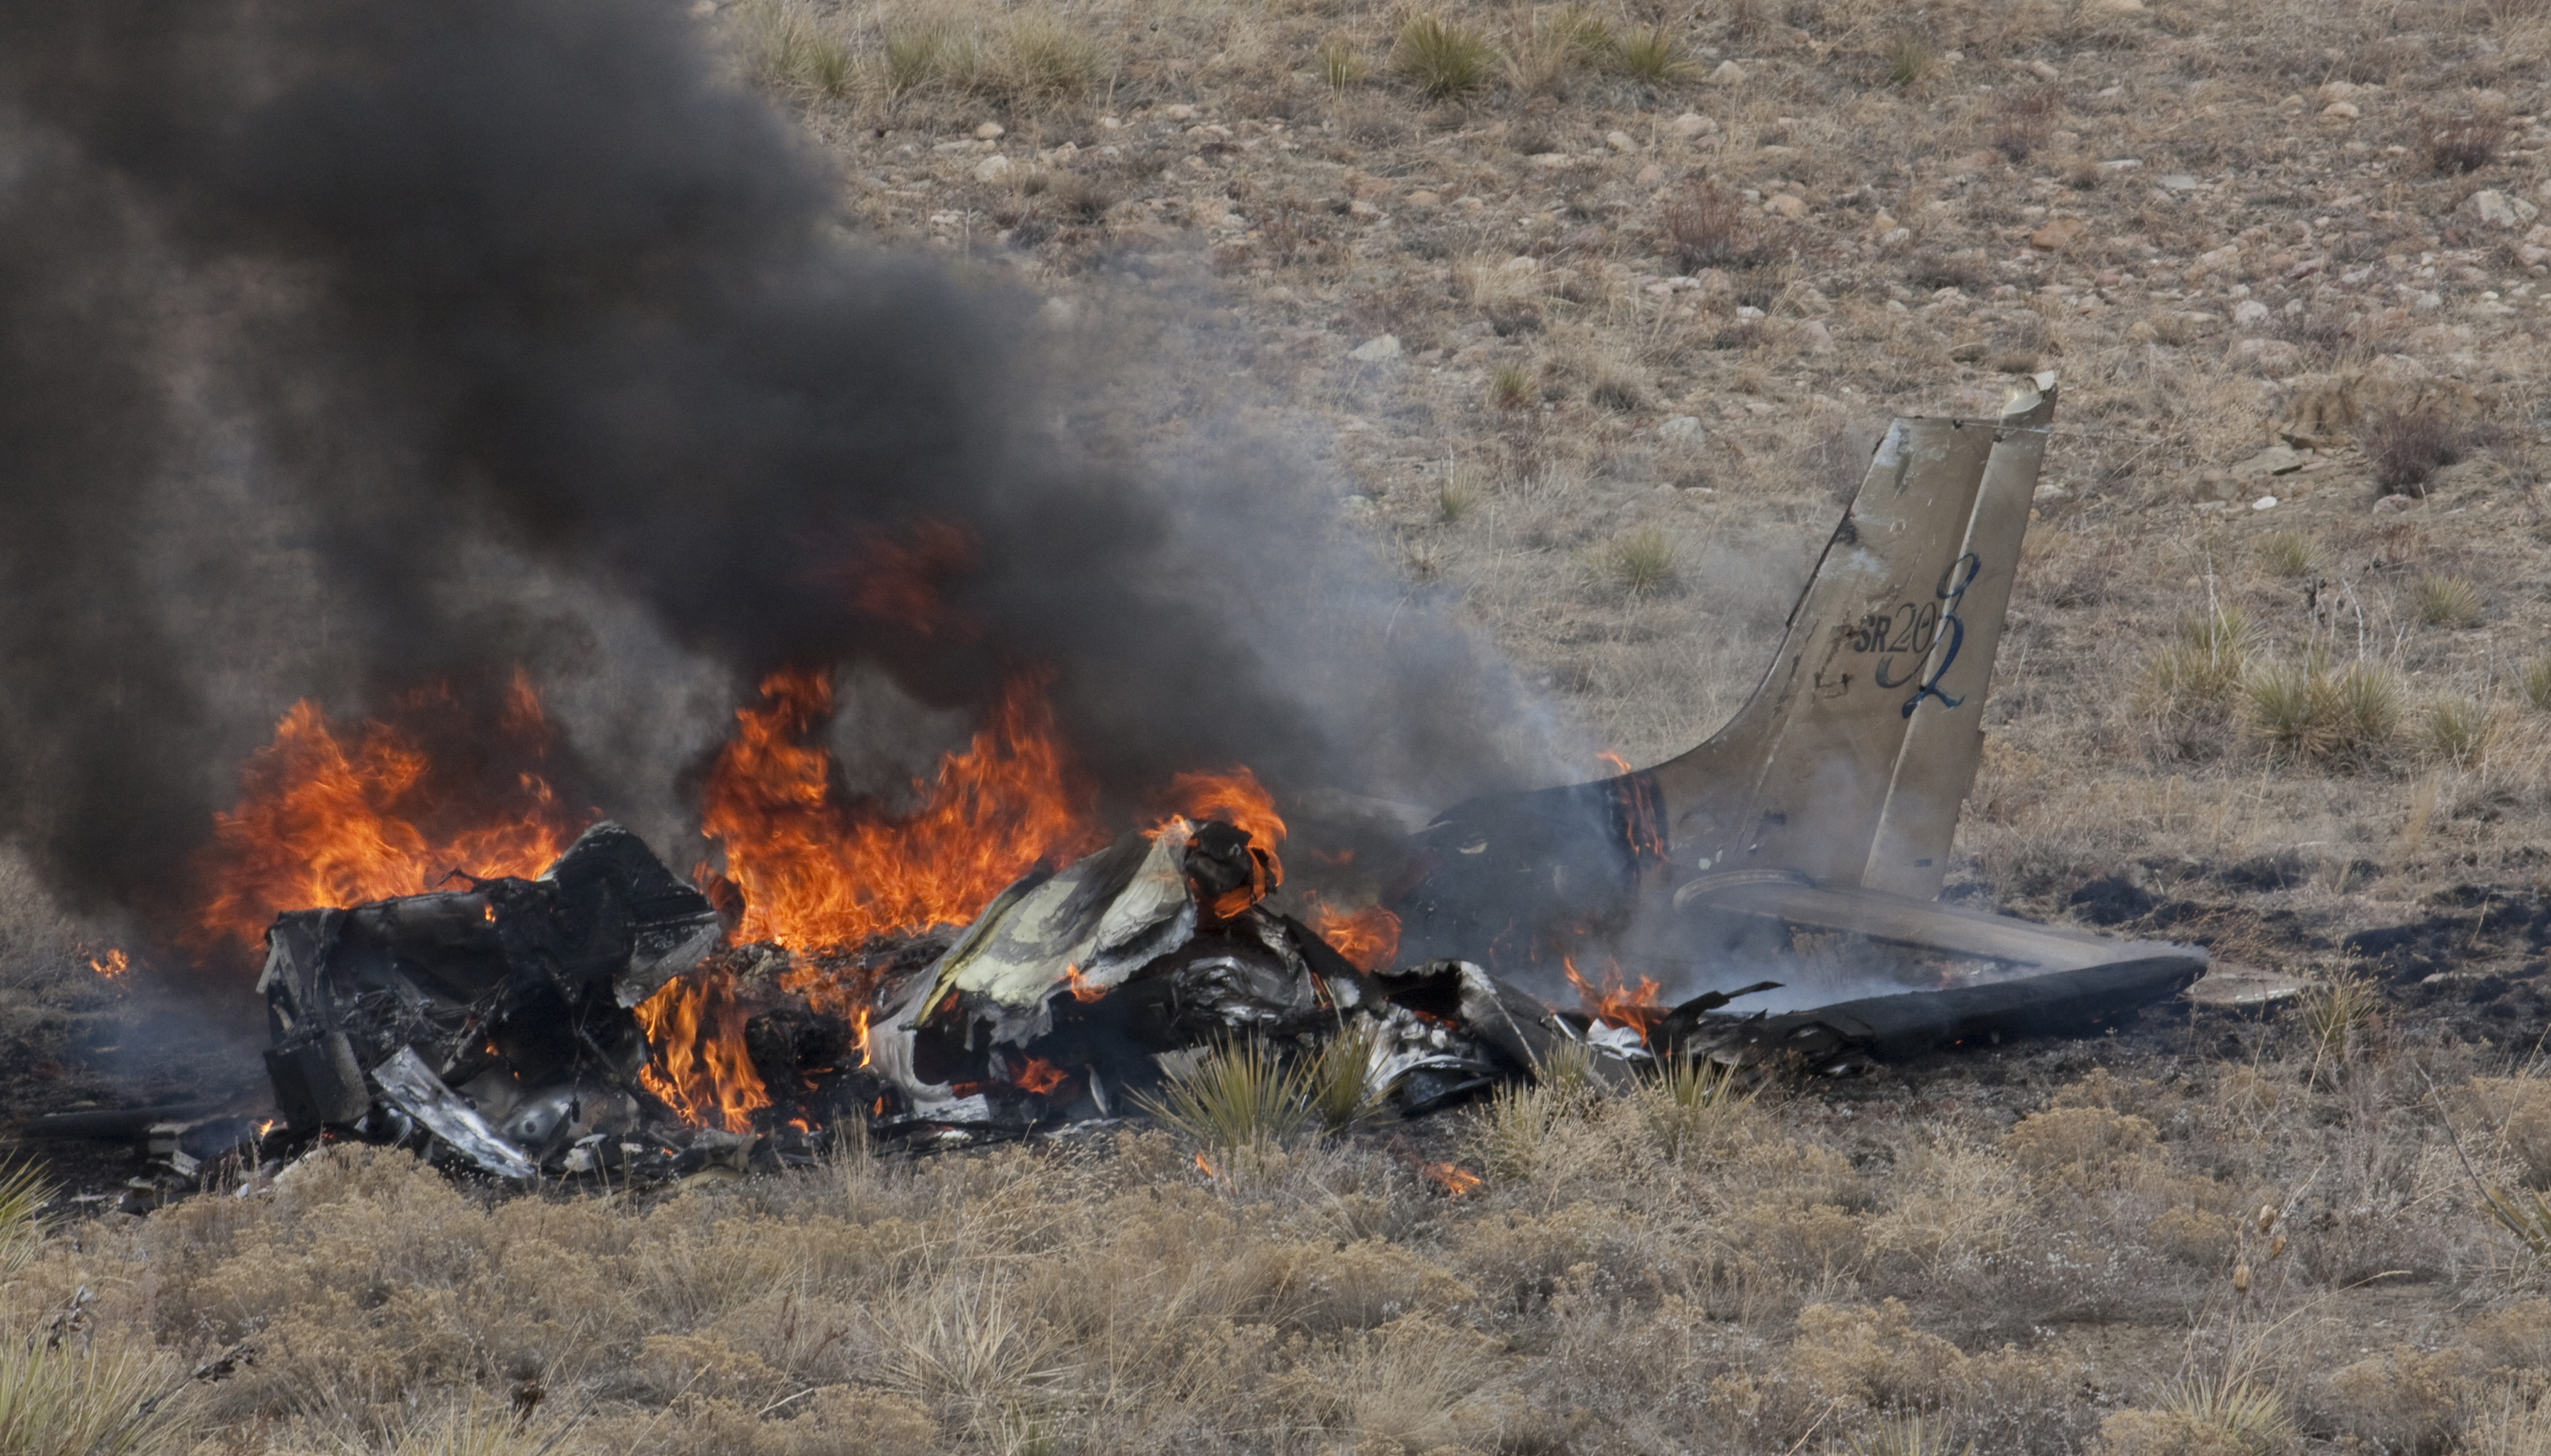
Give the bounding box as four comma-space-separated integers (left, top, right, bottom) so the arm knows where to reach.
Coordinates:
1860, 380, 2058, 897
1648, 408, 2003, 884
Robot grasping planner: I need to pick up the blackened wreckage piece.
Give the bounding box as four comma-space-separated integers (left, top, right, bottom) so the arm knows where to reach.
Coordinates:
210, 374, 2213, 1181
258, 821, 722, 1176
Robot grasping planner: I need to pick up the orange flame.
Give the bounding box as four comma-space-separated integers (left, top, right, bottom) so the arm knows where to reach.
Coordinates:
1162, 767, 1285, 917
1565, 956, 1668, 1040
634, 970, 772, 1134
1062, 964, 1106, 1003
1194, 1151, 1218, 1178
1419, 1161, 1482, 1196
85, 947, 131, 980
700, 667, 1105, 948
1597, 750, 1633, 776
1011, 1057, 1070, 1096
189, 673, 587, 953
1305, 899, 1401, 972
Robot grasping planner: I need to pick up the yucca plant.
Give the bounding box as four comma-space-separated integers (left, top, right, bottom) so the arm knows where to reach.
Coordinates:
1392, 14, 1497, 100
2156, 1373, 2295, 1455
2330, 661, 2403, 759
0, 1339, 192, 1456
2523, 655, 2551, 712
2137, 606, 2254, 752
1489, 361, 1534, 410
1608, 25, 1697, 83
1134, 1037, 1315, 1151
1604, 527, 1680, 596
2478, 1181, 2551, 1264
0, 1158, 47, 1281
1435, 480, 1478, 524
1639, 1053, 1750, 1160
2422, 694, 2504, 769
882, 21, 956, 94
2298, 968, 2379, 1082
2257, 529, 2324, 580
2413, 572, 2484, 627
1304, 1021, 1394, 1132
1847, 1411, 1976, 1456
989, 13, 1102, 105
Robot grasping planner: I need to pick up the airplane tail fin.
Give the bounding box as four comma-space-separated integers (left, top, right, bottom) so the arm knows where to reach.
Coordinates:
1647, 374, 2056, 895
1389, 378, 2056, 966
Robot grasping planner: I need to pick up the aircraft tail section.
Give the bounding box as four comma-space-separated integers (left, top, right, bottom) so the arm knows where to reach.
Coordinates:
1646, 375, 2056, 894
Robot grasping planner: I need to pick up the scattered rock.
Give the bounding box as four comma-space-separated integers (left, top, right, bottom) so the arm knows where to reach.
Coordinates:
2158, 173, 2204, 191
1161, 103, 1199, 121
1348, 334, 1402, 363
2230, 443, 2303, 479
1765, 193, 1808, 219
2251, 495, 2278, 511
1709, 60, 1746, 84
2372, 493, 2416, 514
972, 154, 1014, 183
2029, 217, 2087, 249
974, 121, 1006, 139
1605, 130, 1638, 152
1405, 189, 1441, 207
1667, 112, 1717, 139
2232, 299, 2271, 328
2033, 482, 2071, 502
2027, 58, 2061, 81
1658, 415, 1705, 442
1634, 163, 1666, 186
2460, 189, 2539, 228
2320, 101, 2360, 121
1869, 210, 1897, 234
1800, 320, 1835, 353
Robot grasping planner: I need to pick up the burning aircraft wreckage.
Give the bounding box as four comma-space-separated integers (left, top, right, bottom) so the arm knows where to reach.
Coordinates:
48, 377, 2216, 1188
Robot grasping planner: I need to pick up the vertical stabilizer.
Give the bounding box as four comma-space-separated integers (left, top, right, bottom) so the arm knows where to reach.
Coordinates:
1645, 376, 2055, 887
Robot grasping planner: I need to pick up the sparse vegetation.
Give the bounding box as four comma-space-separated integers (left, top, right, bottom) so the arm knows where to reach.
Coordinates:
1661, 177, 1755, 271
2363, 400, 2487, 496
2299, 967, 2380, 1078
2421, 693, 2504, 767
1435, 478, 1478, 523
2245, 655, 2401, 766
2412, 573, 2484, 627
1881, 32, 1937, 88
1391, 14, 1497, 100
1315, 35, 1368, 94
2134, 605, 2254, 754
1607, 25, 1697, 84
2256, 530, 2322, 579
2419, 108, 2511, 175
1134, 1036, 1315, 1152
1602, 526, 1680, 595
2526, 656, 2551, 712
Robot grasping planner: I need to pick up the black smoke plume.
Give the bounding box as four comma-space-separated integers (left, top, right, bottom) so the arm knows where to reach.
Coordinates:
0, 0, 1563, 954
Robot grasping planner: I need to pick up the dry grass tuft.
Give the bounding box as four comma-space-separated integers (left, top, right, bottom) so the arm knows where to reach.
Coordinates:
2527, 657, 2551, 713
2255, 530, 2323, 580
1662, 178, 1760, 272
2420, 693, 2505, 768
1608, 25, 1698, 84
2135, 605, 2254, 755
1392, 14, 1498, 100
1602, 527, 1681, 596
2363, 400, 2488, 496
1638, 1053, 1752, 1160
1315, 36, 1368, 94
2412, 573, 2484, 627
1881, 32, 1939, 88
2418, 108, 2511, 174
2299, 967, 2380, 1078
1135, 1036, 1315, 1151
2244, 656, 2400, 767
